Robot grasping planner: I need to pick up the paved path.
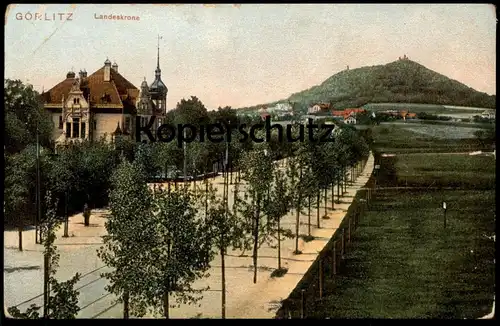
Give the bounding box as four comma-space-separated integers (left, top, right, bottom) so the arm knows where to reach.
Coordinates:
4, 154, 374, 319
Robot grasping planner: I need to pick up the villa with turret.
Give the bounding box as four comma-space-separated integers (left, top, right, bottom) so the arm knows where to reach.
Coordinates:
41, 39, 168, 148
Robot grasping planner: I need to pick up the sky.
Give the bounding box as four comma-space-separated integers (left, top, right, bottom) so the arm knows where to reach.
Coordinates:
4, 4, 497, 110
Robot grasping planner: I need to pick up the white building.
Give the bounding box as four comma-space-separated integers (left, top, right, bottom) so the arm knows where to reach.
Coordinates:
481, 110, 496, 120
267, 102, 293, 117
307, 103, 330, 114
344, 116, 357, 124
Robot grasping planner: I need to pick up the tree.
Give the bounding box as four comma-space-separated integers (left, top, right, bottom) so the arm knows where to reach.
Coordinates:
4, 151, 30, 251
173, 96, 210, 127
147, 186, 213, 318
186, 140, 210, 192
134, 142, 157, 179
264, 168, 293, 274
8, 192, 81, 319
4, 144, 51, 249
151, 141, 182, 179
238, 147, 274, 283
4, 79, 53, 155
97, 160, 157, 318
205, 184, 245, 318
286, 145, 309, 254
303, 163, 318, 239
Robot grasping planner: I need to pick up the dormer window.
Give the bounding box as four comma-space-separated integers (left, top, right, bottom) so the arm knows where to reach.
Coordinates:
73, 98, 80, 105
101, 93, 111, 104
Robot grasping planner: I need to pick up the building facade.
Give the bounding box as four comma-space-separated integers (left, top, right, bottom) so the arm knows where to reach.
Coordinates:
42, 48, 168, 147
308, 103, 330, 114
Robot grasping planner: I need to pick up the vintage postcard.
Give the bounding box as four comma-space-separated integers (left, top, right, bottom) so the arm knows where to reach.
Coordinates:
4, 3, 496, 319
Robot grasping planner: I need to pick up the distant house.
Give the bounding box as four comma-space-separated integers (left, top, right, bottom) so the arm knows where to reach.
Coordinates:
331, 108, 366, 124
343, 108, 366, 118
481, 110, 496, 120
269, 103, 294, 118
268, 102, 293, 114
308, 103, 330, 114
344, 116, 357, 124
399, 110, 408, 120
259, 107, 271, 120
407, 113, 417, 119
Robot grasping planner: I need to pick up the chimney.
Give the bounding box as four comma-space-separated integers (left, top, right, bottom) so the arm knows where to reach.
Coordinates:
104, 58, 111, 82
112, 61, 118, 73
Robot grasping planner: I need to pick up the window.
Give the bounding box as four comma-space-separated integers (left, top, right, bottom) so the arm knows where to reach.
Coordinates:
93, 119, 97, 130
81, 122, 86, 139
65, 122, 71, 138
59, 116, 63, 129
72, 118, 80, 138
73, 98, 80, 105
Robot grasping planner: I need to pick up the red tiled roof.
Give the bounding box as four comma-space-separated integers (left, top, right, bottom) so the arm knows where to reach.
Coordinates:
43, 65, 138, 109
332, 108, 366, 119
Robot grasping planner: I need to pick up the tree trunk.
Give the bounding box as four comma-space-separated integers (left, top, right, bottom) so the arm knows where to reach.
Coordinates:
163, 288, 169, 319
63, 191, 69, 237
229, 163, 233, 185
323, 187, 327, 216
294, 206, 300, 253
331, 182, 335, 210
252, 201, 260, 284
164, 237, 172, 319
205, 176, 209, 218
337, 174, 340, 203
18, 225, 23, 251
316, 190, 320, 228
307, 196, 311, 236
344, 166, 347, 193
221, 247, 226, 319
233, 184, 238, 214
266, 187, 270, 227
277, 216, 281, 270
123, 291, 129, 319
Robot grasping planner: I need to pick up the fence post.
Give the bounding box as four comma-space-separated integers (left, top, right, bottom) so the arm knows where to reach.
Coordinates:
332, 241, 337, 276
300, 289, 305, 319
319, 258, 323, 299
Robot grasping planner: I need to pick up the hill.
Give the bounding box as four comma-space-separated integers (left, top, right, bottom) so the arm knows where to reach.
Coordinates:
238, 59, 496, 112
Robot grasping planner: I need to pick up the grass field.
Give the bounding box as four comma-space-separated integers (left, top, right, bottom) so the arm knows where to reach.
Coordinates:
363, 103, 489, 114
372, 124, 492, 154
303, 152, 495, 318
390, 153, 496, 189
307, 188, 495, 318
291, 119, 496, 319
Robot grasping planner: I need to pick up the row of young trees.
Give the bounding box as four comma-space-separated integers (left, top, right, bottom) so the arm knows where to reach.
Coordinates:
98, 122, 369, 319
5, 79, 370, 319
